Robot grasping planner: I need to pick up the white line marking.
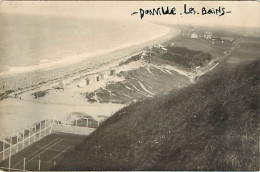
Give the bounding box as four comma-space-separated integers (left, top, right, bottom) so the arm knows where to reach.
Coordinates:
49, 146, 71, 162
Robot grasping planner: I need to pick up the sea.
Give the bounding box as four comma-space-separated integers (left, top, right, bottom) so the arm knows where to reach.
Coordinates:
0, 13, 170, 76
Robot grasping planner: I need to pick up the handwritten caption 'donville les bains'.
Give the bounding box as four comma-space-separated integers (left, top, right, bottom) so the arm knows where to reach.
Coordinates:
131, 4, 232, 19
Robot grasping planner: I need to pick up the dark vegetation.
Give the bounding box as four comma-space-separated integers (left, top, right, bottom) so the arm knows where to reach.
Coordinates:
55, 58, 259, 171
32, 90, 49, 99
161, 47, 212, 68
119, 53, 142, 66
85, 67, 189, 104
0, 90, 13, 100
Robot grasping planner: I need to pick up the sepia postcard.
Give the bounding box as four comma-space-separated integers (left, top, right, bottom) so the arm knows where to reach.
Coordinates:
0, 1, 259, 171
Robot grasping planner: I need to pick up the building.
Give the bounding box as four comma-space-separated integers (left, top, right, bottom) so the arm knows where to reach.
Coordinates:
58, 81, 66, 89
212, 37, 234, 43
78, 77, 93, 87
152, 45, 168, 54
220, 37, 235, 43
169, 42, 175, 47
204, 32, 212, 39
98, 74, 104, 81
78, 78, 86, 87
191, 32, 198, 39
161, 47, 168, 53
93, 74, 99, 82
110, 69, 117, 76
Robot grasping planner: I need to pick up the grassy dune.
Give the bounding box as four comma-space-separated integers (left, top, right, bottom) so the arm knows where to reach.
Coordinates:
55, 57, 259, 170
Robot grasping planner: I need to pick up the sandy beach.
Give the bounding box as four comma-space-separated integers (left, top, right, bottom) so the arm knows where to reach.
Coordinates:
0, 25, 180, 138
0, 24, 179, 92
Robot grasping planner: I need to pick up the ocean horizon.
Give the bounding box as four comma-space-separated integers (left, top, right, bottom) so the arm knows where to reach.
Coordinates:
0, 13, 171, 76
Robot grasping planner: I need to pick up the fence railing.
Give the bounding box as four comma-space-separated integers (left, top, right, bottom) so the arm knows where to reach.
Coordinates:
0, 120, 54, 162
0, 117, 102, 163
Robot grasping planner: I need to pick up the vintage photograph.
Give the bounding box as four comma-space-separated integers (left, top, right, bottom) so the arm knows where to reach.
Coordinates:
0, 1, 259, 171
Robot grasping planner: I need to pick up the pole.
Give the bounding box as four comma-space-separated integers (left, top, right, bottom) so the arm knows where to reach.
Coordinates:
3, 141, 5, 161
16, 134, 19, 153
22, 130, 25, 149
76, 116, 78, 127
8, 137, 12, 172
38, 156, 41, 171
40, 122, 42, 139
44, 120, 47, 137
29, 129, 31, 145
34, 125, 36, 142
87, 118, 89, 128
97, 120, 100, 127
23, 158, 26, 171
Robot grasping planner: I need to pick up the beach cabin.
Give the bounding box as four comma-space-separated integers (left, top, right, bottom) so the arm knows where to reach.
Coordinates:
78, 77, 92, 87
98, 74, 104, 81
191, 32, 198, 39
92, 74, 99, 82
169, 42, 175, 47
59, 80, 66, 89
204, 32, 212, 39
110, 69, 117, 76
78, 78, 86, 87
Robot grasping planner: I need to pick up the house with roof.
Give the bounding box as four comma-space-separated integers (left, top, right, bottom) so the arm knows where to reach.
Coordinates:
191, 32, 198, 39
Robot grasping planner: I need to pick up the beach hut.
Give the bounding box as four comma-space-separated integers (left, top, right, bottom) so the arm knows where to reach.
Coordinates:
169, 42, 175, 47
92, 74, 99, 82
86, 78, 91, 85
110, 69, 117, 76
99, 73, 104, 80
59, 80, 66, 89
191, 32, 198, 39
78, 78, 87, 87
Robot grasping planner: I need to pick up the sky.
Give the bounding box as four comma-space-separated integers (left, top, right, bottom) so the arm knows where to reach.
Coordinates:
0, 1, 259, 28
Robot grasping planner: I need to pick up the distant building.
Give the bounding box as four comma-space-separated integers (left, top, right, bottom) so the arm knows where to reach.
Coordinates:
161, 47, 167, 53
98, 74, 104, 81
169, 42, 175, 47
152, 45, 167, 54
78, 77, 93, 87
110, 69, 117, 76
78, 78, 86, 87
220, 37, 234, 43
191, 32, 198, 39
58, 81, 66, 89
212, 37, 234, 43
204, 32, 212, 39
93, 74, 99, 82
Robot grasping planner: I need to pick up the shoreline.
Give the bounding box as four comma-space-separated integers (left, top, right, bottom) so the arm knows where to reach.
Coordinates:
0, 25, 180, 93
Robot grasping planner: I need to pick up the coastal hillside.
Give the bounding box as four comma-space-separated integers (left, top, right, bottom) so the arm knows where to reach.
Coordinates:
55, 59, 259, 171
84, 46, 213, 104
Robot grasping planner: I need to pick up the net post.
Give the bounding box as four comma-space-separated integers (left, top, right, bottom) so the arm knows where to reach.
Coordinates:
16, 134, 19, 152
8, 136, 12, 172
34, 125, 36, 142
23, 157, 26, 171
40, 121, 42, 139
22, 130, 25, 149
29, 129, 31, 145
2, 141, 5, 161
38, 156, 41, 171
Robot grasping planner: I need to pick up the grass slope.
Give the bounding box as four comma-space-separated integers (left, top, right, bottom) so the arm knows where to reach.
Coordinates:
55, 59, 259, 171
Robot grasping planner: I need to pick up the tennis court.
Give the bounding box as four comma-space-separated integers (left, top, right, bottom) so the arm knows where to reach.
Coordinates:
0, 133, 86, 171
